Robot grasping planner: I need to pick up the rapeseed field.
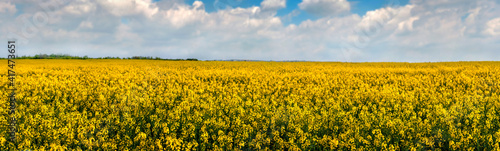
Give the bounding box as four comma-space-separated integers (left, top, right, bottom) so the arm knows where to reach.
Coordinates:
1, 60, 499, 150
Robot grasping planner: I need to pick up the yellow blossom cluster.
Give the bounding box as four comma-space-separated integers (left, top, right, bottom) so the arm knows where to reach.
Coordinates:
0, 60, 499, 150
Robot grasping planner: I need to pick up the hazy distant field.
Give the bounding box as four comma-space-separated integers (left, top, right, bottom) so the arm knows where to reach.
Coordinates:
1, 60, 500, 150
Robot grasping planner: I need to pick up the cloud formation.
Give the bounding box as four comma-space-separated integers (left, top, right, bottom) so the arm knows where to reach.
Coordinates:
0, 0, 499, 62
485, 18, 500, 36
298, 0, 351, 16
261, 0, 286, 10
0, 1, 16, 14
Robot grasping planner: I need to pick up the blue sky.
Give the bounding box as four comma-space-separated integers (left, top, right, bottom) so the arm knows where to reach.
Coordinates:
183, 0, 410, 14
1, 0, 499, 62
180, 0, 410, 24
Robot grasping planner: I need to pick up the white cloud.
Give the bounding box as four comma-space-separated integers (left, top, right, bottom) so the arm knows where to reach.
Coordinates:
261, 0, 286, 10
485, 18, 500, 36
298, 0, 350, 16
61, 1, 96, 15
410, 0, 477, 7
158, 1, 209, 28
192, 1, 204, 10
0, 1, 16, 14
115, 24, 142, 45
78, 21, 93, 29
397, 17, 419, 33
97, 0, 159, 18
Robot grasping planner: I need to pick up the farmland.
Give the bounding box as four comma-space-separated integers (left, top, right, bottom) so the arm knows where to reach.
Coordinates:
1, 60, 500, 150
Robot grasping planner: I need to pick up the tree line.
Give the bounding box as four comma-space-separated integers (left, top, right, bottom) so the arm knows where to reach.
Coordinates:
2, 54, 198, 61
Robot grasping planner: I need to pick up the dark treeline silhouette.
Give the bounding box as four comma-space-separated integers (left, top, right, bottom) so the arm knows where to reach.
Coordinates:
4, 53, 198, 61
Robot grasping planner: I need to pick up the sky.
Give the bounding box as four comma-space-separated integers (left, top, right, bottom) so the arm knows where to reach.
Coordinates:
0, 0, 499, 62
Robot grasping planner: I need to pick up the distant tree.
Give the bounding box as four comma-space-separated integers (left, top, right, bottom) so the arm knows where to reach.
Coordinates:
11, 53, 197, 61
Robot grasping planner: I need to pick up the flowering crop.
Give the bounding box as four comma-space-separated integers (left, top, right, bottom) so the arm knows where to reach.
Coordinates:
1, 60, 500, 150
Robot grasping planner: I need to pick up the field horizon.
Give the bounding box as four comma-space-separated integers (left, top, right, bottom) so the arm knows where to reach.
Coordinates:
3, 57, 500, 64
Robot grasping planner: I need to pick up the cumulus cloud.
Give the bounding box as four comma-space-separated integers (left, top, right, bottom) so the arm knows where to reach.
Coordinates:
298, 0, 350, 16
61, 1, 96, 15
77, 21, 93, 29
261, 0, 286, 10
0, 1, 16, 14
0, 0, 499, 61
157, 1, 209, 28
485, 18, 500, 36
